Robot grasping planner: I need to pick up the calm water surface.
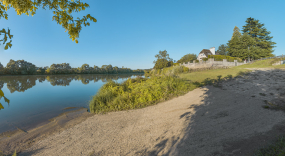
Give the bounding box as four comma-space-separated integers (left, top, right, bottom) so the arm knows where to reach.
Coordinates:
0, 74, 144, 134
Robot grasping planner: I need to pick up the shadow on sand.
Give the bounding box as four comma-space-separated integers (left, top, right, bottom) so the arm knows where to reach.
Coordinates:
135, 69, 285, 156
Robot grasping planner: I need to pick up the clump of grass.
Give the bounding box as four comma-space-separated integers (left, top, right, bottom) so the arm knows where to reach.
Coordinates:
225, 74, 233, 80
253, 135, 285, 156
0, 150, 17, 156
193, 75, 227, 87
237, 70, 251, 76
89, 75, 195, 114
260, 93, 266, 96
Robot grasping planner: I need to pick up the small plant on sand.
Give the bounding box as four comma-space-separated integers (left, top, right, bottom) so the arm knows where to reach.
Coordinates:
237, 71, 250, 76
259, 93, 266, 96
225, 74, 233, 80
0, 150, 16, 156
217, 75, 222, 82
253, 135, 285, 156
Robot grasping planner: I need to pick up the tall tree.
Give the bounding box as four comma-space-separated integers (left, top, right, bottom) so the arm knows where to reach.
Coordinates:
236, 33, 258, 60
216, 44, 228, 56
153, 50, 173, 69
231, 26, 241, 39
227, 26, 242, 57
0, 0, 96, 50
177, 53, 197, 63
241, 17, 276, 58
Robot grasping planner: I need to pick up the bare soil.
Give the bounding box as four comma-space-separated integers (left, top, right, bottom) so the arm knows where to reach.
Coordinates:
3, 68, 285, 156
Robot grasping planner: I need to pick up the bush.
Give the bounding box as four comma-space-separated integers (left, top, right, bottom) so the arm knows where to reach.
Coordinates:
182, 66, 189, 72
202, 58, 208, 61
89, 75, 193, 114
207, 55, 243, 62
146, 66, 190, 77
173, 63, 180, 66
270, 58, 285, 65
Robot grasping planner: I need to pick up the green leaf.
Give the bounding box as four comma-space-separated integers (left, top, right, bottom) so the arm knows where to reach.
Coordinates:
0, 89, 4, 97
12, 150, 17, 156
4, 44, 8, 50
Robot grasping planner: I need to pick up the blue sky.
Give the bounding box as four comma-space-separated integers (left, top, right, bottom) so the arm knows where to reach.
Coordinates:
0, 0, 284, 69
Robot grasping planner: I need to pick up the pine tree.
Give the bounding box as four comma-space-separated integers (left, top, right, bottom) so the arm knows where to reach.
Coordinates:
231, 26, 241, 39
216, 44, 228, 55
227, 26, 242, 57
238, 33, 260, 60
241, 17, 276, 58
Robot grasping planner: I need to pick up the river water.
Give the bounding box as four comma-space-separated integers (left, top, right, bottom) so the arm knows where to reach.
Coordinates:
0, 73, 144, 134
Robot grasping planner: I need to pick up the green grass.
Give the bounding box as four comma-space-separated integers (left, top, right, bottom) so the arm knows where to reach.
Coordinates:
88, 58, 285, 155
0, 150, 17, 156
252, 135, 285, 156
234, 58, 285, 69
178, 67, 250, 83
89, 75, 196, 114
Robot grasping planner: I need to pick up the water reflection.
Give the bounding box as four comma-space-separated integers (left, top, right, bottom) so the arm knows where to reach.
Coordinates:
0, 74, 144, 93
0, 73, 143, 134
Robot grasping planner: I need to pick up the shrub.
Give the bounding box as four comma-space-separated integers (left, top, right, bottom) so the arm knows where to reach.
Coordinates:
147, 66, 190, 77
173, 63, 180, 66
270, 58, 285, 65
208, 55, 242, 62
182, 66, 189, 72
89, 75, 193, 114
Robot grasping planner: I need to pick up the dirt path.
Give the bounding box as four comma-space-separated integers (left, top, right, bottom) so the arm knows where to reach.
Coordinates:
14, 68, 285, 155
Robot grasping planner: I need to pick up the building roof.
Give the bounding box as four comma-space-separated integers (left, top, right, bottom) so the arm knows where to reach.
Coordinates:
199, 49, 213, 56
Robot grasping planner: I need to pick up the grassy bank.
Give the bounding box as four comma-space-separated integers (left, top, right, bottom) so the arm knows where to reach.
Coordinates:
89, 75, 196, 114
90, 59, 284, 114
89, 58, 285, 155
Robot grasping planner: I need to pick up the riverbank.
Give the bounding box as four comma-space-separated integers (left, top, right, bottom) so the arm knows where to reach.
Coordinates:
0, 108, 95, 155
2, 58, 285, 155
11, 67, 285, 155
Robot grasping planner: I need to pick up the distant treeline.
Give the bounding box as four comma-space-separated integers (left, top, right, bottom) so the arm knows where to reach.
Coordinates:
0, 73, 144, 93
0, 59, 148, 75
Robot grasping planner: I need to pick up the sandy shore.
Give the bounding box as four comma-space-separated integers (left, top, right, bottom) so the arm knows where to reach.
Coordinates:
3, 68, 285, 156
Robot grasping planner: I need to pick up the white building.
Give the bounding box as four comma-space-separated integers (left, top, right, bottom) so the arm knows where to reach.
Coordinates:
197, 47, 215, 61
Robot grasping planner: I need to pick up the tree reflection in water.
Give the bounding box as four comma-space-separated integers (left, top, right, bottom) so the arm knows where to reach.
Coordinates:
0, 74, 143, 110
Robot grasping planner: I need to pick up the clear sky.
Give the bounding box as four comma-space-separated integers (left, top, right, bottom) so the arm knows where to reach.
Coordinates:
0, 0, 284, 69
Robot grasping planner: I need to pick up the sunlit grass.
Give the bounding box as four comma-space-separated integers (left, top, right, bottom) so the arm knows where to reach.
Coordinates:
235, 58, 285, 69
178, 67, 250, 82
89, 75, 196, 114
88, 58, 285, 156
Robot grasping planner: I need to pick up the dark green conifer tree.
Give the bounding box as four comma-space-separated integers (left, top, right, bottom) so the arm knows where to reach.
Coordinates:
227, 26, 242, 57
216, 44, 229, 56
241, 17, 276, 58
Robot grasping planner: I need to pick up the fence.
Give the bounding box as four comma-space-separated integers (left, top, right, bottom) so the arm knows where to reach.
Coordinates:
257, 54, 285, 61
248, 54, 285, 65
180, 58, 247, 69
